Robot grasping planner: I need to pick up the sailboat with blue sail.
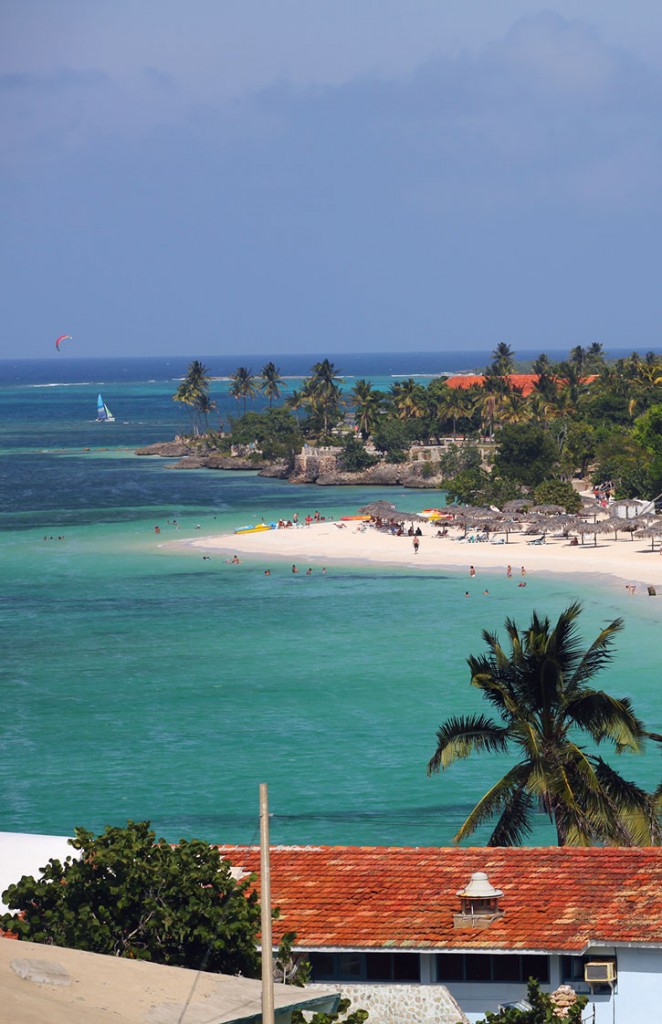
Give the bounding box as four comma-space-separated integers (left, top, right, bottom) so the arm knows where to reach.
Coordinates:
96, 394, 115, 422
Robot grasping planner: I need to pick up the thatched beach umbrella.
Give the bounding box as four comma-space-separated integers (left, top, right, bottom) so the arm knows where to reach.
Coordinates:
489, 517, 523, 543
638, 522, 662, 550
529, 504, 567, 515
503, 499, 534, 512
563, 518, 603, 545
358, 501, 397, 517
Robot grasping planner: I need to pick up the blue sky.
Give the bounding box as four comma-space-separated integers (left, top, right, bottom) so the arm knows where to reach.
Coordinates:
2, 2, 662, 359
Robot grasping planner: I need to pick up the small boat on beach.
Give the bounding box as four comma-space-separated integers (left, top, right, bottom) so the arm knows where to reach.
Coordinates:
234, 523, 276, 535
96, 394, 115, 422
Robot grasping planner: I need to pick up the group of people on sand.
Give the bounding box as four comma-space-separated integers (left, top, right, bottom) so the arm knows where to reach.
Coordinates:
277, 511, 328, 529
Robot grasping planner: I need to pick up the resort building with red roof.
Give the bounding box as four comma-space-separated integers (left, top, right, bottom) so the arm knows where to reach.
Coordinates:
219, 844, 662, 1024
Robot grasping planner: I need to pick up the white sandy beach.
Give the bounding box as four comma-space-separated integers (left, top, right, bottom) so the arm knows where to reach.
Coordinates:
183, 517, 662, 591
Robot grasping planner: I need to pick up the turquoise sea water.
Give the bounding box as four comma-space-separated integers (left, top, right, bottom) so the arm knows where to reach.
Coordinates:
1, 356, 660, 847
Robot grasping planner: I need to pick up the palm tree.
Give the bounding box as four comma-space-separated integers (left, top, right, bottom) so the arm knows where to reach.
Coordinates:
229, 367, 257, 414
499, 390, 530, 426
428, 602, 659, 847
351, 379, 385, 439
438, 388, 472, 440
285, 388, 306, 414
585, 342, 606, 373
568, 345, 587, 375
196, 392, 217, 434
489, 342, 516, 376
389, 379, 427, 420
304, 360, 344, 435
173, 360, 213, 436
260, 362, 284, 407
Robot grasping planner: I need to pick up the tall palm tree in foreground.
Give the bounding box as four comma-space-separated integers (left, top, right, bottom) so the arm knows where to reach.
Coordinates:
428, 602, 659, 847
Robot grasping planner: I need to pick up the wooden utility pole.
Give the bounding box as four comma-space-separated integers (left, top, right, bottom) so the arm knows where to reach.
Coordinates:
260, 783, 275, 1024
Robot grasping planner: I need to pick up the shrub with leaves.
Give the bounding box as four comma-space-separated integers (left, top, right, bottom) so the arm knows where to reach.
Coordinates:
0, 821, 261, 976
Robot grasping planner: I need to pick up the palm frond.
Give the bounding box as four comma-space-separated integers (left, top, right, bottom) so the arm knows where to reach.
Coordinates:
453, 764, 531, 844
427, 715, 509, 774
592, 756, 661, 845
567, 617, 624, 689
566, 690, 645, 751
487, 786, 536, 847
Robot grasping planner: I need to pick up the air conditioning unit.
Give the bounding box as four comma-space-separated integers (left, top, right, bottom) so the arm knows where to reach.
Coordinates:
584, 961, 616, 984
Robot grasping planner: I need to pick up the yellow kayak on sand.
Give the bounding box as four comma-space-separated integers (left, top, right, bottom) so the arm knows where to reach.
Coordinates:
234, 523, 275, 535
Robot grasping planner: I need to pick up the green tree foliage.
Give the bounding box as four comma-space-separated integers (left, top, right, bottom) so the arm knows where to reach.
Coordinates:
173, 360, 214, 436
0, 821, 262, 975
230, 409, 304, 461
437, 388, 473, 439
557, 420, 598, 479
229, 367, 258, 413
593, 429, 662, 499
372, 418, 418, 463
303, 360, 344, 435
443, 466, 522, 508
477, 980, 587, 1023
488, 342, 516, 376
292, 998, 369, 1024
428, 603, 660, 847
260, 362, 285, 407
632, 403, 662, 457
389, 379, 428, 420
350, 379, 386, 439
493, 424, 559, 487
338, 434, 379, 472
532, 479, 582, 513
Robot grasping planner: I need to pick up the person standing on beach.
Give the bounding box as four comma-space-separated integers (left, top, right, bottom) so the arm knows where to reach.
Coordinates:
469, 565, 476, 577
413, 536, 420, 554
521, 566, 527, 576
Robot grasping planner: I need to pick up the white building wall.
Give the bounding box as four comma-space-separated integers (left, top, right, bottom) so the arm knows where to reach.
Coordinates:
609, 948, 662, 1024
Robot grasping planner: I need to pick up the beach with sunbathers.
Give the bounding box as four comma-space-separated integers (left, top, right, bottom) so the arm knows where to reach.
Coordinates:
184, 515, 662, 591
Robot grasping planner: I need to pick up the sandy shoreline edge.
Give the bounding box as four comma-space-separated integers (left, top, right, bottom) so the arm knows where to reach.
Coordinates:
176, 519, 662, 593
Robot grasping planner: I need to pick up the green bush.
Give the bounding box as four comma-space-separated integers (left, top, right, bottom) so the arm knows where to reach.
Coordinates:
533, 479, 582, 513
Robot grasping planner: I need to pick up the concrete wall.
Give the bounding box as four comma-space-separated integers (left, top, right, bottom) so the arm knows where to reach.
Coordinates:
310, 982, 468, 1024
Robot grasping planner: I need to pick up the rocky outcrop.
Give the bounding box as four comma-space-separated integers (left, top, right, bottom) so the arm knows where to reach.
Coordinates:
314, 464, 444, 487
135, 441, 190, 457
134, 440, 443, 487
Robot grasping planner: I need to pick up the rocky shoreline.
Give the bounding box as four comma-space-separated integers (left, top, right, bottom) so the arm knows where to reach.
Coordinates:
135, 441, 444, 488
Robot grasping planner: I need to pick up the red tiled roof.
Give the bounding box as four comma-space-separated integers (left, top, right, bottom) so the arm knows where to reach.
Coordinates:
445, 374, 597, 396
445, 374, 540, 395
217, 846, 662, 954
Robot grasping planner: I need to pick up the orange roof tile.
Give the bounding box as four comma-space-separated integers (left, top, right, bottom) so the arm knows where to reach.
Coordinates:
217, 846, 662, 954
445, 374, 597, 396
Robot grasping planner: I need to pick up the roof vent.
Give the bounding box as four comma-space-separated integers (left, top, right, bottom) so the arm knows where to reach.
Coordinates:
454, 872, 504, 930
